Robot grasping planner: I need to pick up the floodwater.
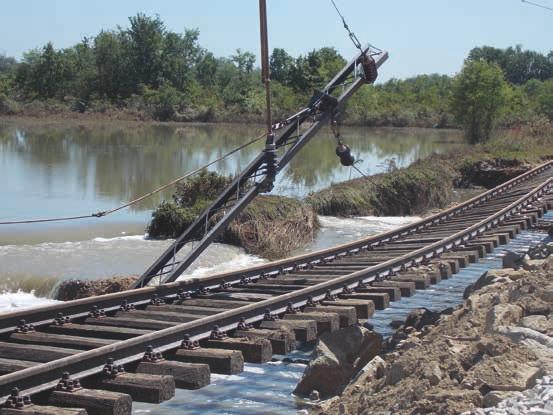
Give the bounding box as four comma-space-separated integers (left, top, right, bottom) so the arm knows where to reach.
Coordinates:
0, 119, 464, 297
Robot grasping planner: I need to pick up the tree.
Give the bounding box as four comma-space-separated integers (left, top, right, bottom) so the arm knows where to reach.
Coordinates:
94, 30, 133, 98
196, 51, 218, 88
126, 13, 166, 88
231, 49, 255, 77
468, 45, 553, 84
0, 54, 17, 74
450, 60, 509, 143
537, 79, 553, 120
270, 48, 294, 84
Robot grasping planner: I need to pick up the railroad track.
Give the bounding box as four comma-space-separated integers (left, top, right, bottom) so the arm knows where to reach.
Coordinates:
0, 162, 552, 414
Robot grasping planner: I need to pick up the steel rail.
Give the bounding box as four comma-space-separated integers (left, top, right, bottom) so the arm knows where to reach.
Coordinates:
0, 160, 551, 334
1, 176, 551, 400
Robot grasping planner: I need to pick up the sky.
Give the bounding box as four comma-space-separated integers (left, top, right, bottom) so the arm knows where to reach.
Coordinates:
0, 0, 551, 82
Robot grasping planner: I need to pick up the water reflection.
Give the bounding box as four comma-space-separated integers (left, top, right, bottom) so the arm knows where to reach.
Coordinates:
0, 120, 464, 226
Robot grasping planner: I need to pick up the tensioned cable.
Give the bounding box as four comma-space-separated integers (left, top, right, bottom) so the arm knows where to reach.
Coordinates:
521, 0, 553, 11
330, 0, 383, 52
0, 132, 267, 225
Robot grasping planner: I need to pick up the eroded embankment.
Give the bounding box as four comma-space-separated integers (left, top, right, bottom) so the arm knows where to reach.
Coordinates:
312, 245, 553, 415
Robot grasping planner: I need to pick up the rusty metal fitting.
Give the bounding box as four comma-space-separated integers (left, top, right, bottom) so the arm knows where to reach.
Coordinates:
56, 372, 82, 392
237, 317, 252, 331
263, 308, 278, 321
88, 305, 106, 319
357, 280, 367, 289
219, 280, 231, 290
150, 294, 165, 306
15, 319, 35, 334
143, 345, 164, 363
210, 325, 228, 340
258, 273, 268, 280
102, 358, 124, 378
3, 387, 32, 409
181, 334, 200, 350
53, 313, 70, 326
119, 300, 135, 312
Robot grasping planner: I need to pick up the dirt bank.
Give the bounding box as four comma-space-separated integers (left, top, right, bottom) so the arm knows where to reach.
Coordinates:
54, 276, 138, 301
312, 244, 553, 415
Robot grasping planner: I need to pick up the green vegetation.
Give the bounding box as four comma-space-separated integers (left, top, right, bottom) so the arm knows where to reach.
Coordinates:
306, 155, 458, 217
451, 60, 509, 143
0, 14, 551, 131
147, 171, 318, 259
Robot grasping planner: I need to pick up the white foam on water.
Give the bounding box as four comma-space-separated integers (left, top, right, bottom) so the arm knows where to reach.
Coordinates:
243, 366, 266, 374
92, 235, 146, 242
318, 215, 420, 231
0, 234, 264, 284
0, 290, 60, 312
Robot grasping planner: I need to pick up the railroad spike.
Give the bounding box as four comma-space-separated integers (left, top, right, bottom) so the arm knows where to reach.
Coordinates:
342, 285, 354, 294
219, 280, 231, 290
15, 319, 35, 333
3, 387, 32, 409
176, 289, 192, 301
210, 325, 228, 340
285, 301, 299, 314
325, 290, 337, 301
143, 345, 164, 363
237, 317, 252, 331
181, 334, 200, 350
239, 277, 251, 286
263, 308, 278, 321
195, 285, 210, 296
102, 358, 125, 378
357, 280, 368, 289
53, 312, 71, 326
150, 294, 166, 306
56, 372, 82, 392
88, 305, 106, 319
119, 299, 136, 312
306, 295, 317, 307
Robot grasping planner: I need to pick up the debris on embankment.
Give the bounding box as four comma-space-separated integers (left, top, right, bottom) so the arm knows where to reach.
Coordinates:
147, 171, 318, 259
309, 242, 553, 415
54, 276, 138, 301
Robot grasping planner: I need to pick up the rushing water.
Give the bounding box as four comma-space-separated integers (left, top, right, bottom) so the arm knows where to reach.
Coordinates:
0, 120, 464, 294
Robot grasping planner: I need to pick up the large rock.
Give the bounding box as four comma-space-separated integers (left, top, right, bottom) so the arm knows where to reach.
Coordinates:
294, 326, 382, 397
485, 303, 523, 333
404, 307, 441, 330
54, 276, 138, 301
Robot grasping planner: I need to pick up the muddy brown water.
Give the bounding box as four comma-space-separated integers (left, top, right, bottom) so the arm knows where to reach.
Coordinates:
0, 120, 464, 296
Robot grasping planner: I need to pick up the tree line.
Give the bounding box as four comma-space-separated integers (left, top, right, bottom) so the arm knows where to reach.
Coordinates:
0, 13, 552, 142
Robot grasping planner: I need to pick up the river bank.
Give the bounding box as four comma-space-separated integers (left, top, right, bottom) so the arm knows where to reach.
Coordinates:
147, 123, 553, 259
312, 240, 553, 415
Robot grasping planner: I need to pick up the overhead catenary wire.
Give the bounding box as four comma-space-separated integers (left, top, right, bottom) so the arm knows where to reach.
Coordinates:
521, 0, 553, 11
0, 131, 268, 225
330, 0, 383, 52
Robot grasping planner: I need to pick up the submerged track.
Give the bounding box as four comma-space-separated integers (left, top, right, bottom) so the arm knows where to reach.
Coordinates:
0, 161, 552, 413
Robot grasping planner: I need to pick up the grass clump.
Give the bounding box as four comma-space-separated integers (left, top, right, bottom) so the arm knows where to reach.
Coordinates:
147, 171, 318, 259
307, 154, 458, 217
